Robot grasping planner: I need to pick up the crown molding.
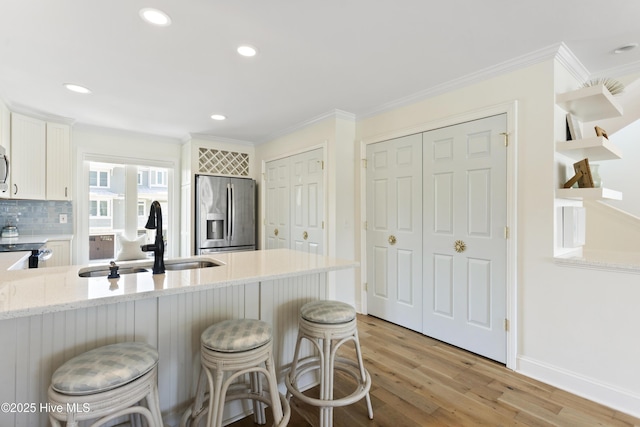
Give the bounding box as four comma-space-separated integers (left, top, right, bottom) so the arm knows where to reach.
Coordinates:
6, 101, 76, 125
555, 42, 590, 83
258, 109, 356, 144
187, 133, 255, 146
358, 43, 568, 120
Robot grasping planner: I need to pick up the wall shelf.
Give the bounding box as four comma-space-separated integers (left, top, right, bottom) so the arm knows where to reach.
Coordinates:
556, 187, 622, 201
556, 84, 623, 121
555, 136, 622, 161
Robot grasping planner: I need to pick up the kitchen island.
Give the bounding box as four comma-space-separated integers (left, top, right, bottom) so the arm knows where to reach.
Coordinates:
0, 249, 357, 426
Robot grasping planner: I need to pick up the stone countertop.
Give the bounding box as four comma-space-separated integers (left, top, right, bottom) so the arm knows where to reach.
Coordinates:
0, 249, 358, 320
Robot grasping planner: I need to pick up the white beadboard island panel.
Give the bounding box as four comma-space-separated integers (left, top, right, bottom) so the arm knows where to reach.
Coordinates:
0, 249, 355, 426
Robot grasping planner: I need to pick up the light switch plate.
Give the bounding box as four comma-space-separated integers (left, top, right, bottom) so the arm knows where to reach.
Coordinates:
59, 214, 68, 224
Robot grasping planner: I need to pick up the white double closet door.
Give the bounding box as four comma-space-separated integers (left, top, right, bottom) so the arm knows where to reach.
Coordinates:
265, 148, 324, 254
366, 114, 507, 363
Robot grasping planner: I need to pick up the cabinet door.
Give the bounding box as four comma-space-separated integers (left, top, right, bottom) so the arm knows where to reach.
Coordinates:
41, 240, 71, 267
10, 113, 46, 199
46, 122, 71, 200
265, 157, 290, 249
366, 134, 423, 332
290, 148, 324, 255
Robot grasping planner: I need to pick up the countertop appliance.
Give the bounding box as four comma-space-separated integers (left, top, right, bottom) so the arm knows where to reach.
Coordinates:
0, 145, 8, 194
0, 241, 52, 268
195, 175, 256, 254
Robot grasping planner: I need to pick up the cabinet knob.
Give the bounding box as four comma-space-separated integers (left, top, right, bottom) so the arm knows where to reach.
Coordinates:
454, 240, 466, 253
388, 235, 397, 245
303, 231, 308, 240
274, 228, 279, 236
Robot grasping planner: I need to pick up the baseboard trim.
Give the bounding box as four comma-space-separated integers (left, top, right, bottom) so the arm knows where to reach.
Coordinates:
517, 356, 640, 418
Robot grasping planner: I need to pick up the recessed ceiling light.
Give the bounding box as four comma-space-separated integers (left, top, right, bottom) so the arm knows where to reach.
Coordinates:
237, 45, 258, 57
63, 83, 91, 94
210, 114, 226, 121
614, 43, 638, 54
139, 8, 171, 26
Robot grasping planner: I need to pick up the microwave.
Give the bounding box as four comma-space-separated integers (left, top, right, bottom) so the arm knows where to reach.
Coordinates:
0, 145, 7, 193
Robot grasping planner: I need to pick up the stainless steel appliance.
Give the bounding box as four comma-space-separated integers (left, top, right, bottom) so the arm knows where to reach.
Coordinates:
195, 175, 256, 254
0, 145, 8, 194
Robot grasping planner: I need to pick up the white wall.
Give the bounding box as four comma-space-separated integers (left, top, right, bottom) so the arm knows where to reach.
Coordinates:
72, 125, 182, 265
355, 59, 640, 417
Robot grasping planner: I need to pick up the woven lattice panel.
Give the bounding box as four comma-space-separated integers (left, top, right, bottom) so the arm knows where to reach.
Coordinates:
198, 148, 250, 176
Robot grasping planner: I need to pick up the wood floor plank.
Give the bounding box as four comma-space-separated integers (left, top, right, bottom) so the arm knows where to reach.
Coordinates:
228, 315, 640, 427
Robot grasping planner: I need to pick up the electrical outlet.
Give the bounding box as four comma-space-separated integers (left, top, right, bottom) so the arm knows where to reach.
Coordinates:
59, 214, 68, 224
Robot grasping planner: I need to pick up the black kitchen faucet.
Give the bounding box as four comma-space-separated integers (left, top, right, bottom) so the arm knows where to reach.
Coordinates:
141, 200, 165, 274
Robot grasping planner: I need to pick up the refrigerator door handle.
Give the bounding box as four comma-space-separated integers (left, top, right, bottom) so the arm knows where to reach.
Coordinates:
230, 183, 235, 241
226, 183, 232, 241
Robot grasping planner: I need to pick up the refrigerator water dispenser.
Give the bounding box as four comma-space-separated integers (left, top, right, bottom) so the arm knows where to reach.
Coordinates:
207, 213, 225, 240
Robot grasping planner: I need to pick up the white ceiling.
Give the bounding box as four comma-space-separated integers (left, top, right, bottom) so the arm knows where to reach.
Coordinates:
1, 0, 640, 143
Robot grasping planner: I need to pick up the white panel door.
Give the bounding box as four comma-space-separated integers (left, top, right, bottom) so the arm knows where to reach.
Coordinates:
423, 114, 507, 363
265, 157, 290, 249
290, 148, 324, 255
366, 134, 423, 332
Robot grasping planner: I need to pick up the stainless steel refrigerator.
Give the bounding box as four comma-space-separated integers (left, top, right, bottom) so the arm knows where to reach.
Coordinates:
195, 175, 256, 254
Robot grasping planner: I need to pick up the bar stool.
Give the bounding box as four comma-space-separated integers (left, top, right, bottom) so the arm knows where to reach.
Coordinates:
180, 319, 290, 427
47, 341, 162, 427
285, 300, 373, 427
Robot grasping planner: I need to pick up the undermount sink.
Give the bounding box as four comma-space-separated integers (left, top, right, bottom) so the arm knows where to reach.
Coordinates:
78, 267, 150, 278
78, 258, 220, 278
164, 260, 219, 270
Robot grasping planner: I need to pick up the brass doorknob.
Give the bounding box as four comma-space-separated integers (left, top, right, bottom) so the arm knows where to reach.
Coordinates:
388, 235, 397, 245
303, 231, 308, 240
274, 228, 279, 236
454, 240, 466, 253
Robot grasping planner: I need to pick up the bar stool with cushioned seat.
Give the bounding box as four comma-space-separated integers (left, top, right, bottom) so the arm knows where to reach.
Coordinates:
47, 341, 163, 427
180, 319, 290, 427
285, 300, 373, 427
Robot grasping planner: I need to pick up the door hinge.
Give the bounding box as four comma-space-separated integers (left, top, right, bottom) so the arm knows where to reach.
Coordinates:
363, 282, 368, 292
362, 159, 367, 169
322, 221, 325, 229
504, 318, 509, 331
500, 132, 509, 147
363, 221, 368, 230
504, 226, 510, 239
321, 160, 325, 170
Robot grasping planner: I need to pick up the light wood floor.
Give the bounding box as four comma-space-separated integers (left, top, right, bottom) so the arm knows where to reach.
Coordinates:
232, 314, 640, 426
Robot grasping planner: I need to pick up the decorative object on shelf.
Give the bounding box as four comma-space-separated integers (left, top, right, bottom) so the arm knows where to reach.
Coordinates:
582, 77, 625, 96
594, 125, 609, 139
590, 163, 602, 187
563, 158, 594, 188
566, 113, 582, 140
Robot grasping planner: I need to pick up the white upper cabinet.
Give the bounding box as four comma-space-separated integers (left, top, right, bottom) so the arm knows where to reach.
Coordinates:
46, 122, 71, 200
9, 113, 71, 201
10, 113, 46, 200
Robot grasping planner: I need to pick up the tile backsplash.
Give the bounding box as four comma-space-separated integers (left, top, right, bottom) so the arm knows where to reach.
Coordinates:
0, 199, 73, 235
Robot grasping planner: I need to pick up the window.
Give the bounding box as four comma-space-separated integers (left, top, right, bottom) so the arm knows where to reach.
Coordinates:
89, 170, 109, 188
87, 161, 169, 262
89, 200, 110, 217
150, 168, 167, 187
